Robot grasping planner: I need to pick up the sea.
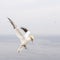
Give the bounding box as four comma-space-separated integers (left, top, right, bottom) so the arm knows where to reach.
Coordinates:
0, 35, 60, 60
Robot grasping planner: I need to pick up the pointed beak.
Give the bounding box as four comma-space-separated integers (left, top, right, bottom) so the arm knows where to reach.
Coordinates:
30, 35, 34, 42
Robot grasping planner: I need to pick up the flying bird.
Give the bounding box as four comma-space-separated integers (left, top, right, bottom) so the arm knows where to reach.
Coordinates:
8, 18, 34, 53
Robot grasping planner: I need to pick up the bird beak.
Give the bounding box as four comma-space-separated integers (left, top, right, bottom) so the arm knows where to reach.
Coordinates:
30, 35, 34, 42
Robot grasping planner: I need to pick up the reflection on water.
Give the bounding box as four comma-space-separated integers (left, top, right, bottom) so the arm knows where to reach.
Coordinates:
0, 35, 60, 60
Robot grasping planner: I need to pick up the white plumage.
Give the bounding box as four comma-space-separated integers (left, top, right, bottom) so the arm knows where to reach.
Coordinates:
8, 18, 34, 53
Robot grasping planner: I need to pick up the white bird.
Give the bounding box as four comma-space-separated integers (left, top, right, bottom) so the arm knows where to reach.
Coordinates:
8, 18, 34, 53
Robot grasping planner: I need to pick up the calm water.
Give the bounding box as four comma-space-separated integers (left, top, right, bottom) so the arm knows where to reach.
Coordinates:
0, 35, 60, 60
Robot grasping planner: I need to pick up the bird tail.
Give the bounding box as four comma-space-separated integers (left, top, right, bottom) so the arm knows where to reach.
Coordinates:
17, 45, 27, 53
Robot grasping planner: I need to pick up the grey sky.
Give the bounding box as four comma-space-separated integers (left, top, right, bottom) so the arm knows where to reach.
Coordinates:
0, 0, 59, 35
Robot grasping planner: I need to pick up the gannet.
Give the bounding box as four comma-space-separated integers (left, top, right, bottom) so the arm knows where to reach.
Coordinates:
8, 18, 34, 53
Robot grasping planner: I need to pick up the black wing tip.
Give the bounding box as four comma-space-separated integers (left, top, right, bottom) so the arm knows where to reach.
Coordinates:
7, 17, 11, 21
7, 17, 16, 29
21, 27, 28, 32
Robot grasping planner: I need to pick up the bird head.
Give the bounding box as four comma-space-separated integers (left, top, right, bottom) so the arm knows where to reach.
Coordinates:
30, 35, 34, 42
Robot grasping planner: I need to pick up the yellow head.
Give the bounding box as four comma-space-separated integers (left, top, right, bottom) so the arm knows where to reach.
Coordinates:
30, 35, 34, 42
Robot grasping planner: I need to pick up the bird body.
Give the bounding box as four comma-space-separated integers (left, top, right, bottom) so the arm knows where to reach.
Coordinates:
8, 18, 34, 53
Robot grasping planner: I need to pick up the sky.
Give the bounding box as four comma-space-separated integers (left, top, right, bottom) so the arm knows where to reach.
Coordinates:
0, 1, 60, 60
0, 0, 59, 35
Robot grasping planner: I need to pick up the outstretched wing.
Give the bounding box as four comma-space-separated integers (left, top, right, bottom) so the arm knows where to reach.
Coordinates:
15, 28, 25, 42
21, 27, 30, 39
24, 31, 30, 39
8, 18, 16, 29
21, 27, 33, 42
8, 18, 24, 43
21, 27, 28, 33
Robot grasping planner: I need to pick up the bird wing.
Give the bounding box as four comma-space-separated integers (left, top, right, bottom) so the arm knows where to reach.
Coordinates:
21, 27, 28, 33
14, 28, 25, 43
8, 18, 25, 43
8, 18, 17, 29
20, 27, 31, 41
24, 31, 30, 39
